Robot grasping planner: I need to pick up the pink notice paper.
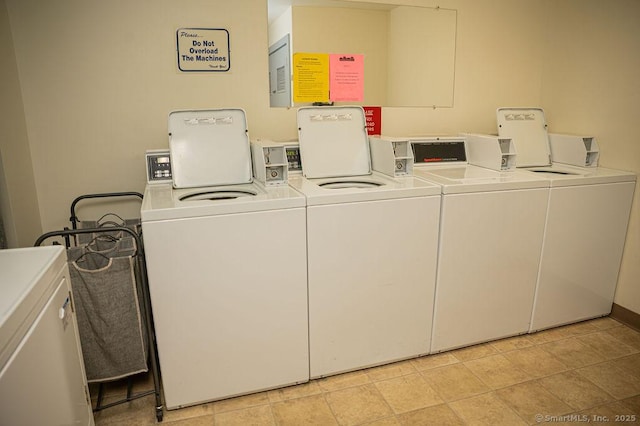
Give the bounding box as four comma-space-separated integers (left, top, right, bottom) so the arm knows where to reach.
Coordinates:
329, 54, 364, 102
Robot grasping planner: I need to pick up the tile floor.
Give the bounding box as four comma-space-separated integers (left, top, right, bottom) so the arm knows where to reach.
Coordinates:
92, 316, 640, 425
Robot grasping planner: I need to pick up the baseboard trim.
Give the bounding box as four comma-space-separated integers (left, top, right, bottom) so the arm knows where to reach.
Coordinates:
611, 303, 640, 332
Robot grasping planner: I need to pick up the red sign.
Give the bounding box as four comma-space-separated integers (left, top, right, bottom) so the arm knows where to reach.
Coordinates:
363, 106, 381, 136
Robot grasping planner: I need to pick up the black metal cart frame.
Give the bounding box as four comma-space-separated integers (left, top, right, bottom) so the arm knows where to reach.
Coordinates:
35, 193, 163, 422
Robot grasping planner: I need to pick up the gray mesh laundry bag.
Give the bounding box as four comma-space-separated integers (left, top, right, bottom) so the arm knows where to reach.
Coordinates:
69, 251, 148, 382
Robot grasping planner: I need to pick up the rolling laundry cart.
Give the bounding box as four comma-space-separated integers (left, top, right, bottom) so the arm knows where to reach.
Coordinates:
68, 192, 143, 246
35, 192, 163, 422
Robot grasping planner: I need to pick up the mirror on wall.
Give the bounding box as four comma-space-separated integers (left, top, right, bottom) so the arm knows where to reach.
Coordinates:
268, 0, 457, 108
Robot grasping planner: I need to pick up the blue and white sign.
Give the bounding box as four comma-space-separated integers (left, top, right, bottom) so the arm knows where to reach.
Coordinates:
177, 28, 230, 72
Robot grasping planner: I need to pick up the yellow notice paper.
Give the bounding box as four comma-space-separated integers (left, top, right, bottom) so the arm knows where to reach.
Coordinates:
293, 53, 329, 103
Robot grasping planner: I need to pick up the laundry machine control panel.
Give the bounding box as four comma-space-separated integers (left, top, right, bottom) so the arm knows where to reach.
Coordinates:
146, 149, 172, 184
285, 145, 302, 173
464, 134, 517, 171
411, 139, 467, 164
251, 140, 296, 185
369, 136, 414, 177
549, 134, 599, 167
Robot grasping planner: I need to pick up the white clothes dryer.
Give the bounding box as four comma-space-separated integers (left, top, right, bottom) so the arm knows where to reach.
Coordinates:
141, 109, 309, 409
497, 107, 636, 332
289, 106, 441, 378
407, 135, 550, 353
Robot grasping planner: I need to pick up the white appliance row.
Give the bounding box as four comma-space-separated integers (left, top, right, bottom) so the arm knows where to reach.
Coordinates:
368, 108, 635, 353
142, 107, 442, 409
141, 106, 635, 410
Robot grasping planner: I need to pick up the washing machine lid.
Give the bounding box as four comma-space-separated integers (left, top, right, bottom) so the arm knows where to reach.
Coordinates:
497, 107, 551, 167
288, 173, 440, 206
297, 106, 371, 179
169, 109, 252, 188
413, 165, 549, 194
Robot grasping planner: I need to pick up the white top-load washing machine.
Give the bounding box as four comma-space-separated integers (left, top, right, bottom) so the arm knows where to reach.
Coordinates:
497, 107, 636, 332
141, 109, 309, 409
288, 106, 441, 378
395, 135, 550, 352
0, 247, 94, 426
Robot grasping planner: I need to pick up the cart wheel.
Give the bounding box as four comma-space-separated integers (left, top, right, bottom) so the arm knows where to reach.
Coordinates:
156, 407, 163, 422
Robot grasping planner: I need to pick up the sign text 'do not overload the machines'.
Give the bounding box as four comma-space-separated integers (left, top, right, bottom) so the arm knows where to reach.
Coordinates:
177, 28, 230, 72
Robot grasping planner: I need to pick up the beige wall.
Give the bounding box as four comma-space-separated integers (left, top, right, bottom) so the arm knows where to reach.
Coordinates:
293, 6, 389, 105
378, 0, 545, 135
386, 6, 456, 107
539, 0, 640, 314
268, 5, 292, 48
4, 0, 297, 233
0, 0, 41, 247
3, 0, 638, 313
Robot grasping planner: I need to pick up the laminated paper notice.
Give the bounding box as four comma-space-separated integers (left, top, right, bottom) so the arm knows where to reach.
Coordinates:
329, 54, 364, 102
177, 28, 230, 72
293, 53, 329, 103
